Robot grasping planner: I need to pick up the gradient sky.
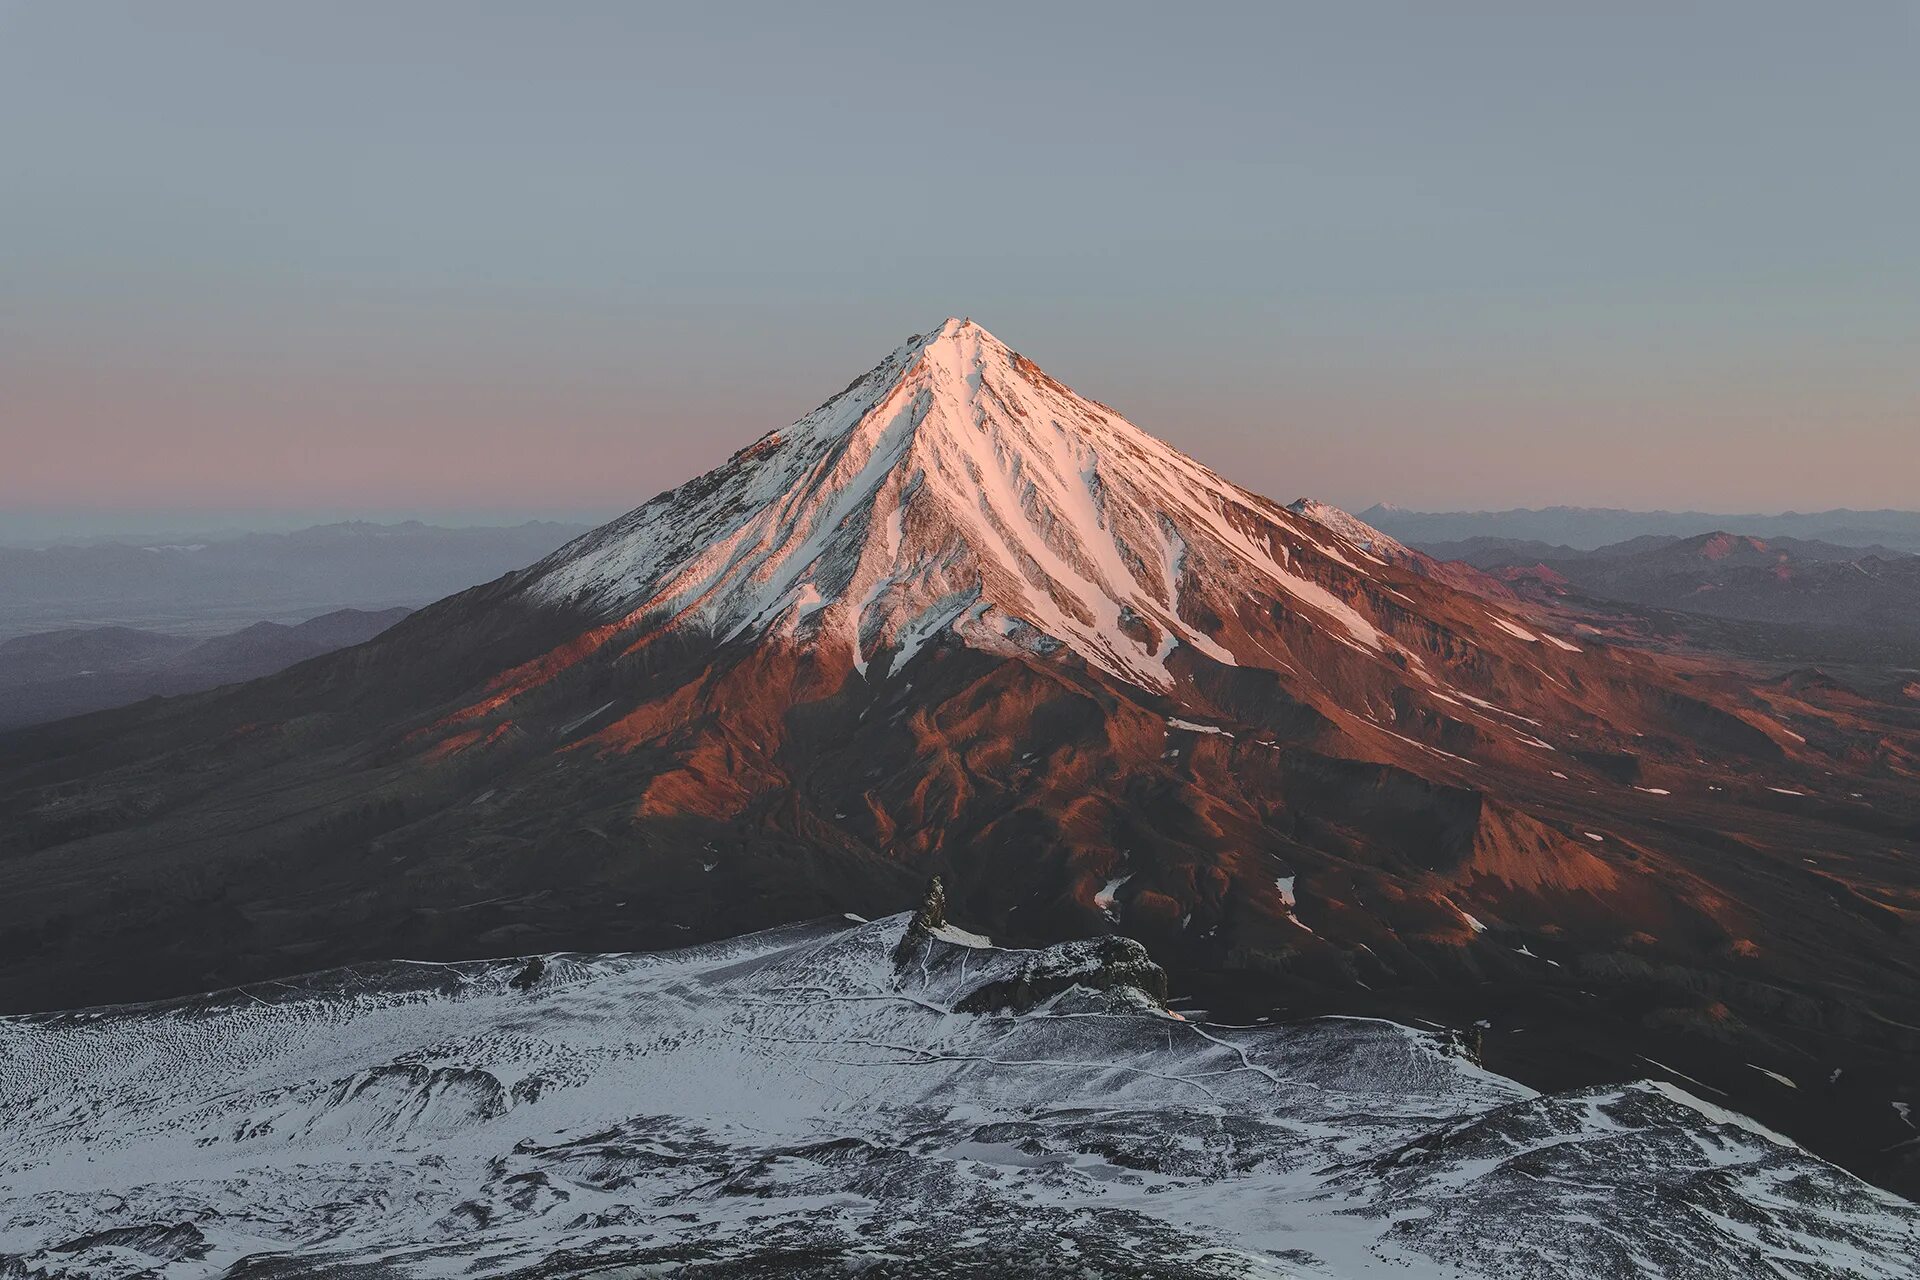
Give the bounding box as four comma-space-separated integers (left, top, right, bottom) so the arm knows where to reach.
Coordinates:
3, 2, 1916, 536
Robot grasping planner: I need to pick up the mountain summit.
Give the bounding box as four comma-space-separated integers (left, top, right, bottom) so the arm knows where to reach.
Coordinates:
516, 318, 1424, 689
439, 317, 1626, 768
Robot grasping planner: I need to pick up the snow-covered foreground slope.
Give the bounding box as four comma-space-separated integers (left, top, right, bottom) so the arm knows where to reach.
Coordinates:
2, 915, 1912, 1278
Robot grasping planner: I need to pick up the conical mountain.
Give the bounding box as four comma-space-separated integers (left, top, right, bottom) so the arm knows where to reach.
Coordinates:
449, 317, 1600, 740
0, 319, 1823, 988
4, 323, 1914, 1202
515, 318, 1414, 687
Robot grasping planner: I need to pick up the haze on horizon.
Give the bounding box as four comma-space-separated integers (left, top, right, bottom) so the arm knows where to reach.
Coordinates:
3, 2, 1915, 537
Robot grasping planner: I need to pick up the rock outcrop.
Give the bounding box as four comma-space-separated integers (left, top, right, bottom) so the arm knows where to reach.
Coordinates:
954, 935, 1170, 1014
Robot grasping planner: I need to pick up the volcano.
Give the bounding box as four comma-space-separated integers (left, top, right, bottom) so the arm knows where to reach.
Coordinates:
2, 320, 1916, 1195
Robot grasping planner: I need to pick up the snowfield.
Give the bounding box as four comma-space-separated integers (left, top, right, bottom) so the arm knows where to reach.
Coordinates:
2, 913, 1913, 1278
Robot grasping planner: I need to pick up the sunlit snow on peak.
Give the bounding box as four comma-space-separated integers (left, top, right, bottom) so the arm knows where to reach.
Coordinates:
517, 322, 1446, 691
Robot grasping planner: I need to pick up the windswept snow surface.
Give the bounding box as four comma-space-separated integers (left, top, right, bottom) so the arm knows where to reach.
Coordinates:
516, 320, 1409, 691
3, 916, 1914, 1278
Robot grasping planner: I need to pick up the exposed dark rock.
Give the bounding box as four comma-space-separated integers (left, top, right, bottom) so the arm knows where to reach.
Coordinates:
511, 956, 548, 992
891, 876, 947, 968
49, 1221, 209, 1261
954, 935, 1169, 1014
1442, 1023, 1486, 1066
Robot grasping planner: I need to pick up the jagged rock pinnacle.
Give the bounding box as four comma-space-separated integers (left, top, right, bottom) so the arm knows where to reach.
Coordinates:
892, 875, 947, 967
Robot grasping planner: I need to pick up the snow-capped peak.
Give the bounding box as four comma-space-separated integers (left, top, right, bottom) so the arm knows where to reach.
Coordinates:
521, 319, 1401, 688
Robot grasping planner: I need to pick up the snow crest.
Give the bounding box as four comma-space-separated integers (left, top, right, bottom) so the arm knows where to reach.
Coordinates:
519, 320, 1410, 689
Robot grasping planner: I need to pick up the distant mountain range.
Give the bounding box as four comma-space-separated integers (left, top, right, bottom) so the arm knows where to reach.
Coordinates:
1361, 505, 1920, 553
0, 520, 592, 640
0, 608, 410, 730
1418, 530, 1920, 652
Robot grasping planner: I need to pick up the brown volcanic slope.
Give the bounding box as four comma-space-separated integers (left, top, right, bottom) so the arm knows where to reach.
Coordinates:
1, 320, 1916, 1192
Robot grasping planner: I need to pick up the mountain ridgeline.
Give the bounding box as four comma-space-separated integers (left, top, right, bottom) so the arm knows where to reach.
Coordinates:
0, 608, 412, 730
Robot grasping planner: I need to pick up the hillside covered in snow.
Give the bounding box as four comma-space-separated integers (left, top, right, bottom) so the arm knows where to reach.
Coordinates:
2, 910, 1913, 1278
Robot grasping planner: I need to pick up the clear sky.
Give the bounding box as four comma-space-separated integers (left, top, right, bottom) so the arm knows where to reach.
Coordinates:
3, 2, 1916, 535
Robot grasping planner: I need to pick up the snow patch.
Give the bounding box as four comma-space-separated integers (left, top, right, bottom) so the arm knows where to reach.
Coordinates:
1489, 615, 1541, 643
